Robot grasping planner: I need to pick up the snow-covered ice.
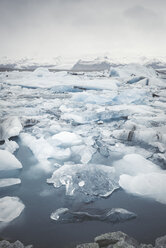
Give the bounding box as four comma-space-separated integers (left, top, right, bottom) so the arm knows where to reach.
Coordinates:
0, 196, 25, 222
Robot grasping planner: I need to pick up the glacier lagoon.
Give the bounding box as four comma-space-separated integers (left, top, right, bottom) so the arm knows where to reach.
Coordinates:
0, 64, 166, 247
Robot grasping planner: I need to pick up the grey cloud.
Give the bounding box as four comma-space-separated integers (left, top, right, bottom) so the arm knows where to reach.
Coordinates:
0, 0, 166, 58
124, 5, 165, 31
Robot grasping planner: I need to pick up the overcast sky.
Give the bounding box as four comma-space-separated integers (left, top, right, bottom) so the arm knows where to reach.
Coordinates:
0, 0, 166, 59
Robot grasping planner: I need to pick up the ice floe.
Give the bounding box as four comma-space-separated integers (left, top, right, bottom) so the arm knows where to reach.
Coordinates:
0, 196, 25, 222
0, 178, 21, 187
115, 154, 166, 204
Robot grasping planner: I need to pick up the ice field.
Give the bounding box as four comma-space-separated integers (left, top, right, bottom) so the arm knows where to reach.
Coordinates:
0, 63, 166, 247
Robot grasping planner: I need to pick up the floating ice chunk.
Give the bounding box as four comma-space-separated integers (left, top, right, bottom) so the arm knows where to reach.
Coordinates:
50, 208, 69, 221
61, 113, 85, 124
0, 116, 22, 141
79, 181, 85, 187
110, 64, 157, 78
72, 58, 111, 71
119, 173, 166, 204
33, 67, 50, 77
52, 131, 83, 147
126, 76, 146, 84
0, 178, 21, 187
113, 154, 160, 176
47, 164, 119, 199
112, 88, 147, 105
106, 208, 137, 223
50, 207, 136, 223
72, 92, 115, 105
4, 140, 19, 153
0, 150, 22, 170
0, 196, 25, 222
21, 133, 71, 163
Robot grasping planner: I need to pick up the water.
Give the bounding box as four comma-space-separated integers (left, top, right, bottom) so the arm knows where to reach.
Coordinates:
0, 138, 166, 248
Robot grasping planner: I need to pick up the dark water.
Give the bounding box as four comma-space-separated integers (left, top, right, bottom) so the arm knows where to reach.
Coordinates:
0, 139, 166, 248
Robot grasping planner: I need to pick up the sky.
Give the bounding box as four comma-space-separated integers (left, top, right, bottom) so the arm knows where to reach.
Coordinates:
0, 0, 166, 59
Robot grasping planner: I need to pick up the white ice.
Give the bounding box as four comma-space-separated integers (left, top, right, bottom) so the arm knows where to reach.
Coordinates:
115, 154, 166, 204
0, 116, 22, 141
113, 154, 160, 176
52, 131, 83, 147
0, 196, 25, 222
0, 149, 22, 170
119, 173, 166, 204
0, 178, 21, 187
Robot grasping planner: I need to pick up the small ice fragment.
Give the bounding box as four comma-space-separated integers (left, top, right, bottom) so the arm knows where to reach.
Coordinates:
50, 208, 69, 220
79, 181, 85, 187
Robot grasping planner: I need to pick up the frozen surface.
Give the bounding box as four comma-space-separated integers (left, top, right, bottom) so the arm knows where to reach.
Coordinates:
0, 196, 25, 222
50, 207, 136, 223
47, 164, 119, 200
0, 178, 21, 187
0, 149, 22, 170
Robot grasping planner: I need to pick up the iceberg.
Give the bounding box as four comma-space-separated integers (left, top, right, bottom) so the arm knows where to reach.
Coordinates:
0, 196, 25, 222
0, 149, 22, 170
47, 164, 119, 200
21, 133, 71, 165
